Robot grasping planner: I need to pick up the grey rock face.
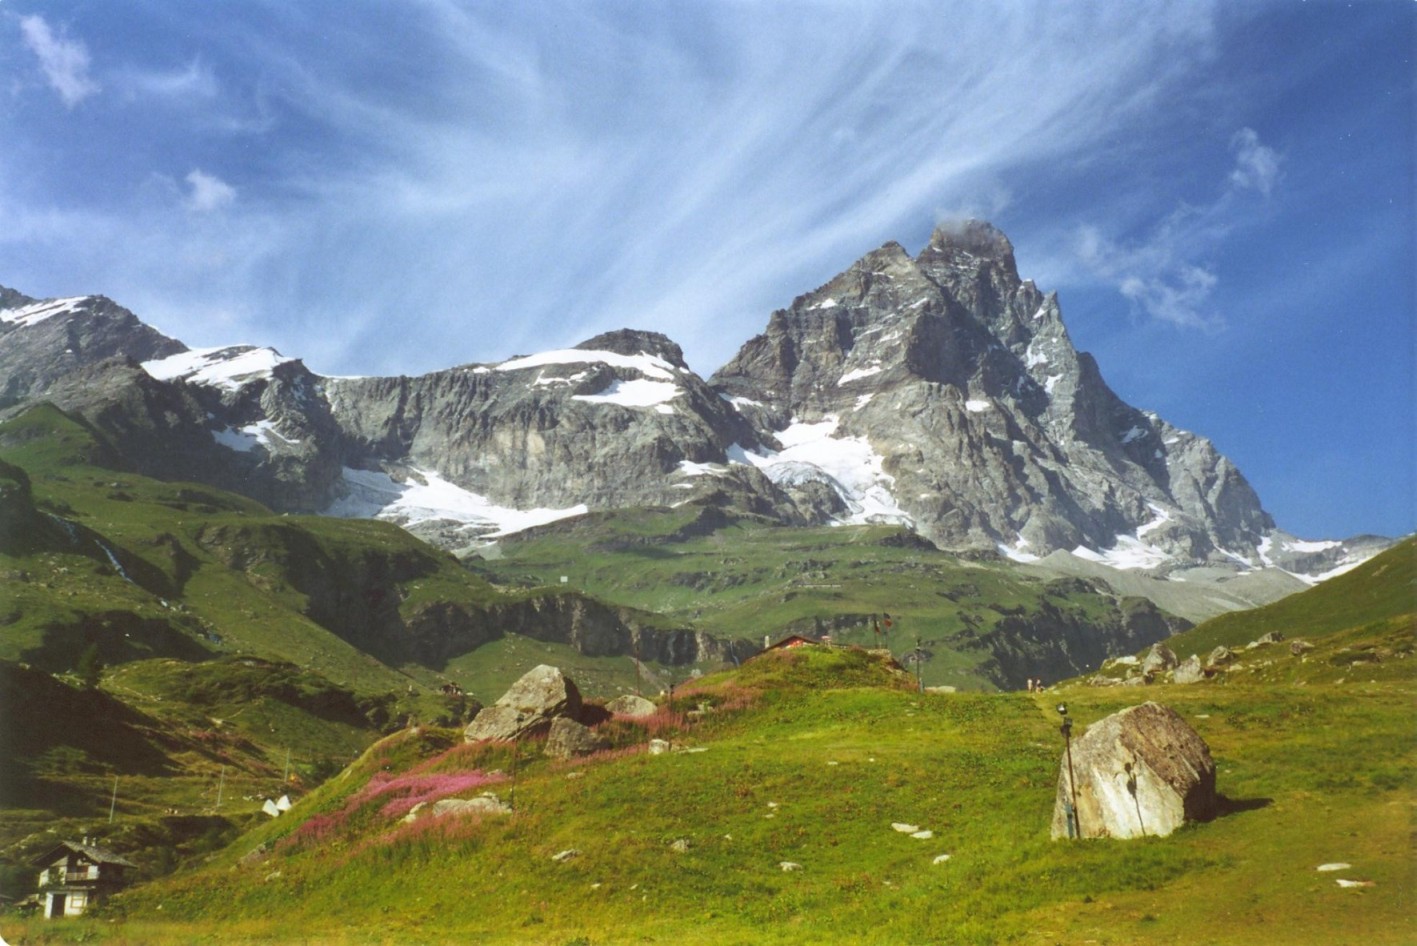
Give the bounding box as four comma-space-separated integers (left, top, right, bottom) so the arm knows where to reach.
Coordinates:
712, 221, 1277, 566
1052, 702, 1216, 839
0, 292, 184, 410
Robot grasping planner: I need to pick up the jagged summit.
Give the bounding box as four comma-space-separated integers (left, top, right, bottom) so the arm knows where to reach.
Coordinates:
0, 285, 37, 309
923, 218, 1019, 276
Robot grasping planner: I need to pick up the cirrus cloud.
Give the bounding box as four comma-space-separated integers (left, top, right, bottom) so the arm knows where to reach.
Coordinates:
19, 14, 99, 107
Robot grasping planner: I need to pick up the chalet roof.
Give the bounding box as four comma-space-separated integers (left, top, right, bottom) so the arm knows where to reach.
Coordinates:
31, 840, 137, 869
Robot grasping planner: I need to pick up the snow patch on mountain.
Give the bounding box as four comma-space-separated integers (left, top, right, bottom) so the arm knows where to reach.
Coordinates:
729, 416, 911, 527
998, 536, 1040, 563
496, 348, 677, 381
143, 346, 294, 391
212, 420, 300, 453
1072, 534, 1171, 571
1136, 504, 1172, 537
839, 365, 884, 385
325, 467, 587, 538
572, 378, 681, 409
0, 296, 88, 328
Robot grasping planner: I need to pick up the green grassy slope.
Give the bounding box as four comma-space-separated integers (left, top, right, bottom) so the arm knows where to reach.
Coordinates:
477, 506, 1191, 690
1158, 536, 1416, 658
17, 645, 1408, 946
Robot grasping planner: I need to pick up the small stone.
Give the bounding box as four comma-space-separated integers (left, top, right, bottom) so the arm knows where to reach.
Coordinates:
1335, 878, 1375, 888
648, 739, 671, 755
431, 794, 511, 818
552, 849, 579, 863
1316, 863, 1352, 872
779, 861, 803, 872
932, 854, 952, 865
910, 830, 934, 840
670, 838, 690, 853
891, 823, 920, 833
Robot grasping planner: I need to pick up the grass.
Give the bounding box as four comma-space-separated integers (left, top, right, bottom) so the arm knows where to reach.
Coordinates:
476, 506, 1185, 690
6, 644, 1408, 945
1159, 536, 1416, 658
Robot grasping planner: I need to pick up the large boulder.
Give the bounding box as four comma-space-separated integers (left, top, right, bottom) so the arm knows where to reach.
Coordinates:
1051, 702, 1216, 840
605, 694, 657, 718
1141, 644, 1178, 679
464, 665, 583, 742
543, 717, 610, 759
1172, 655, 1205, 685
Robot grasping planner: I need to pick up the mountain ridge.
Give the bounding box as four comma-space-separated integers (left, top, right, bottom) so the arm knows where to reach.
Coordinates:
0, 220, 1388, 582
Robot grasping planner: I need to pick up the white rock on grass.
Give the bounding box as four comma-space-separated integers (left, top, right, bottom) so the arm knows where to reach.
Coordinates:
891, 823, 920, 833
551, 849, 579, 863
1336, 879, 1375, 888
670, 838, 690, 853
1316, 863, 1352, 872
932, 854, 952, 865
779, 861, 803, 872
910, 830, 934, 840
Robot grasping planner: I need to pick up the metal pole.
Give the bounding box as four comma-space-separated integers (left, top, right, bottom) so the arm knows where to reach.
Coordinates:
282, 747, 291, 784
108, 775, 118, 824
1063, 720, 1078, 838
914, 636, 923, 693
216, 765, 225, 811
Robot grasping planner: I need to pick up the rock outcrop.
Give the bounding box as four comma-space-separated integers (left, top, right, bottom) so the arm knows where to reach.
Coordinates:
543, 717, 610, 759
605, 694, 657, 718
1051, 702, 1216, 840
464, 665, 582, 742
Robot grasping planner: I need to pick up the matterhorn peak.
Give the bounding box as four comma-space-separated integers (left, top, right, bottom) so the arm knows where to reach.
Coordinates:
920, 218, 1020, 282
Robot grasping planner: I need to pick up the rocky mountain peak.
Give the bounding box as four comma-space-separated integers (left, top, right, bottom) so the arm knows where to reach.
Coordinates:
921, 219, 1018, 273
575, 329, 686, 369
0, 285, 37, 309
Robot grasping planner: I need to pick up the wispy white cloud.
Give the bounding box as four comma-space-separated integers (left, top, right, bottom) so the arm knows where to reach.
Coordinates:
115, 58, 219, 102
1064, 127, 1284, 329
19, 14, 99, 107
1228, 127, 1281, 196
1, 3, 1234, 373
184, 170, 236, 213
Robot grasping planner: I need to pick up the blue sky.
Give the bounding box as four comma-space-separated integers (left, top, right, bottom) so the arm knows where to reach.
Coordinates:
0, 1, 1411, 541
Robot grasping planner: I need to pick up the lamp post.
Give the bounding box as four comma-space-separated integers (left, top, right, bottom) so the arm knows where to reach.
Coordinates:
1058, 703, 1079, 838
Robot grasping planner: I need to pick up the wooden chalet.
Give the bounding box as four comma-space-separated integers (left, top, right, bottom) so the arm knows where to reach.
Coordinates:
33, 840, 136, 918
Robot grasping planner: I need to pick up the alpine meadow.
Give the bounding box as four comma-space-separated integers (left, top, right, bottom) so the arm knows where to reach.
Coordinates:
0, 3, 1412, 945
